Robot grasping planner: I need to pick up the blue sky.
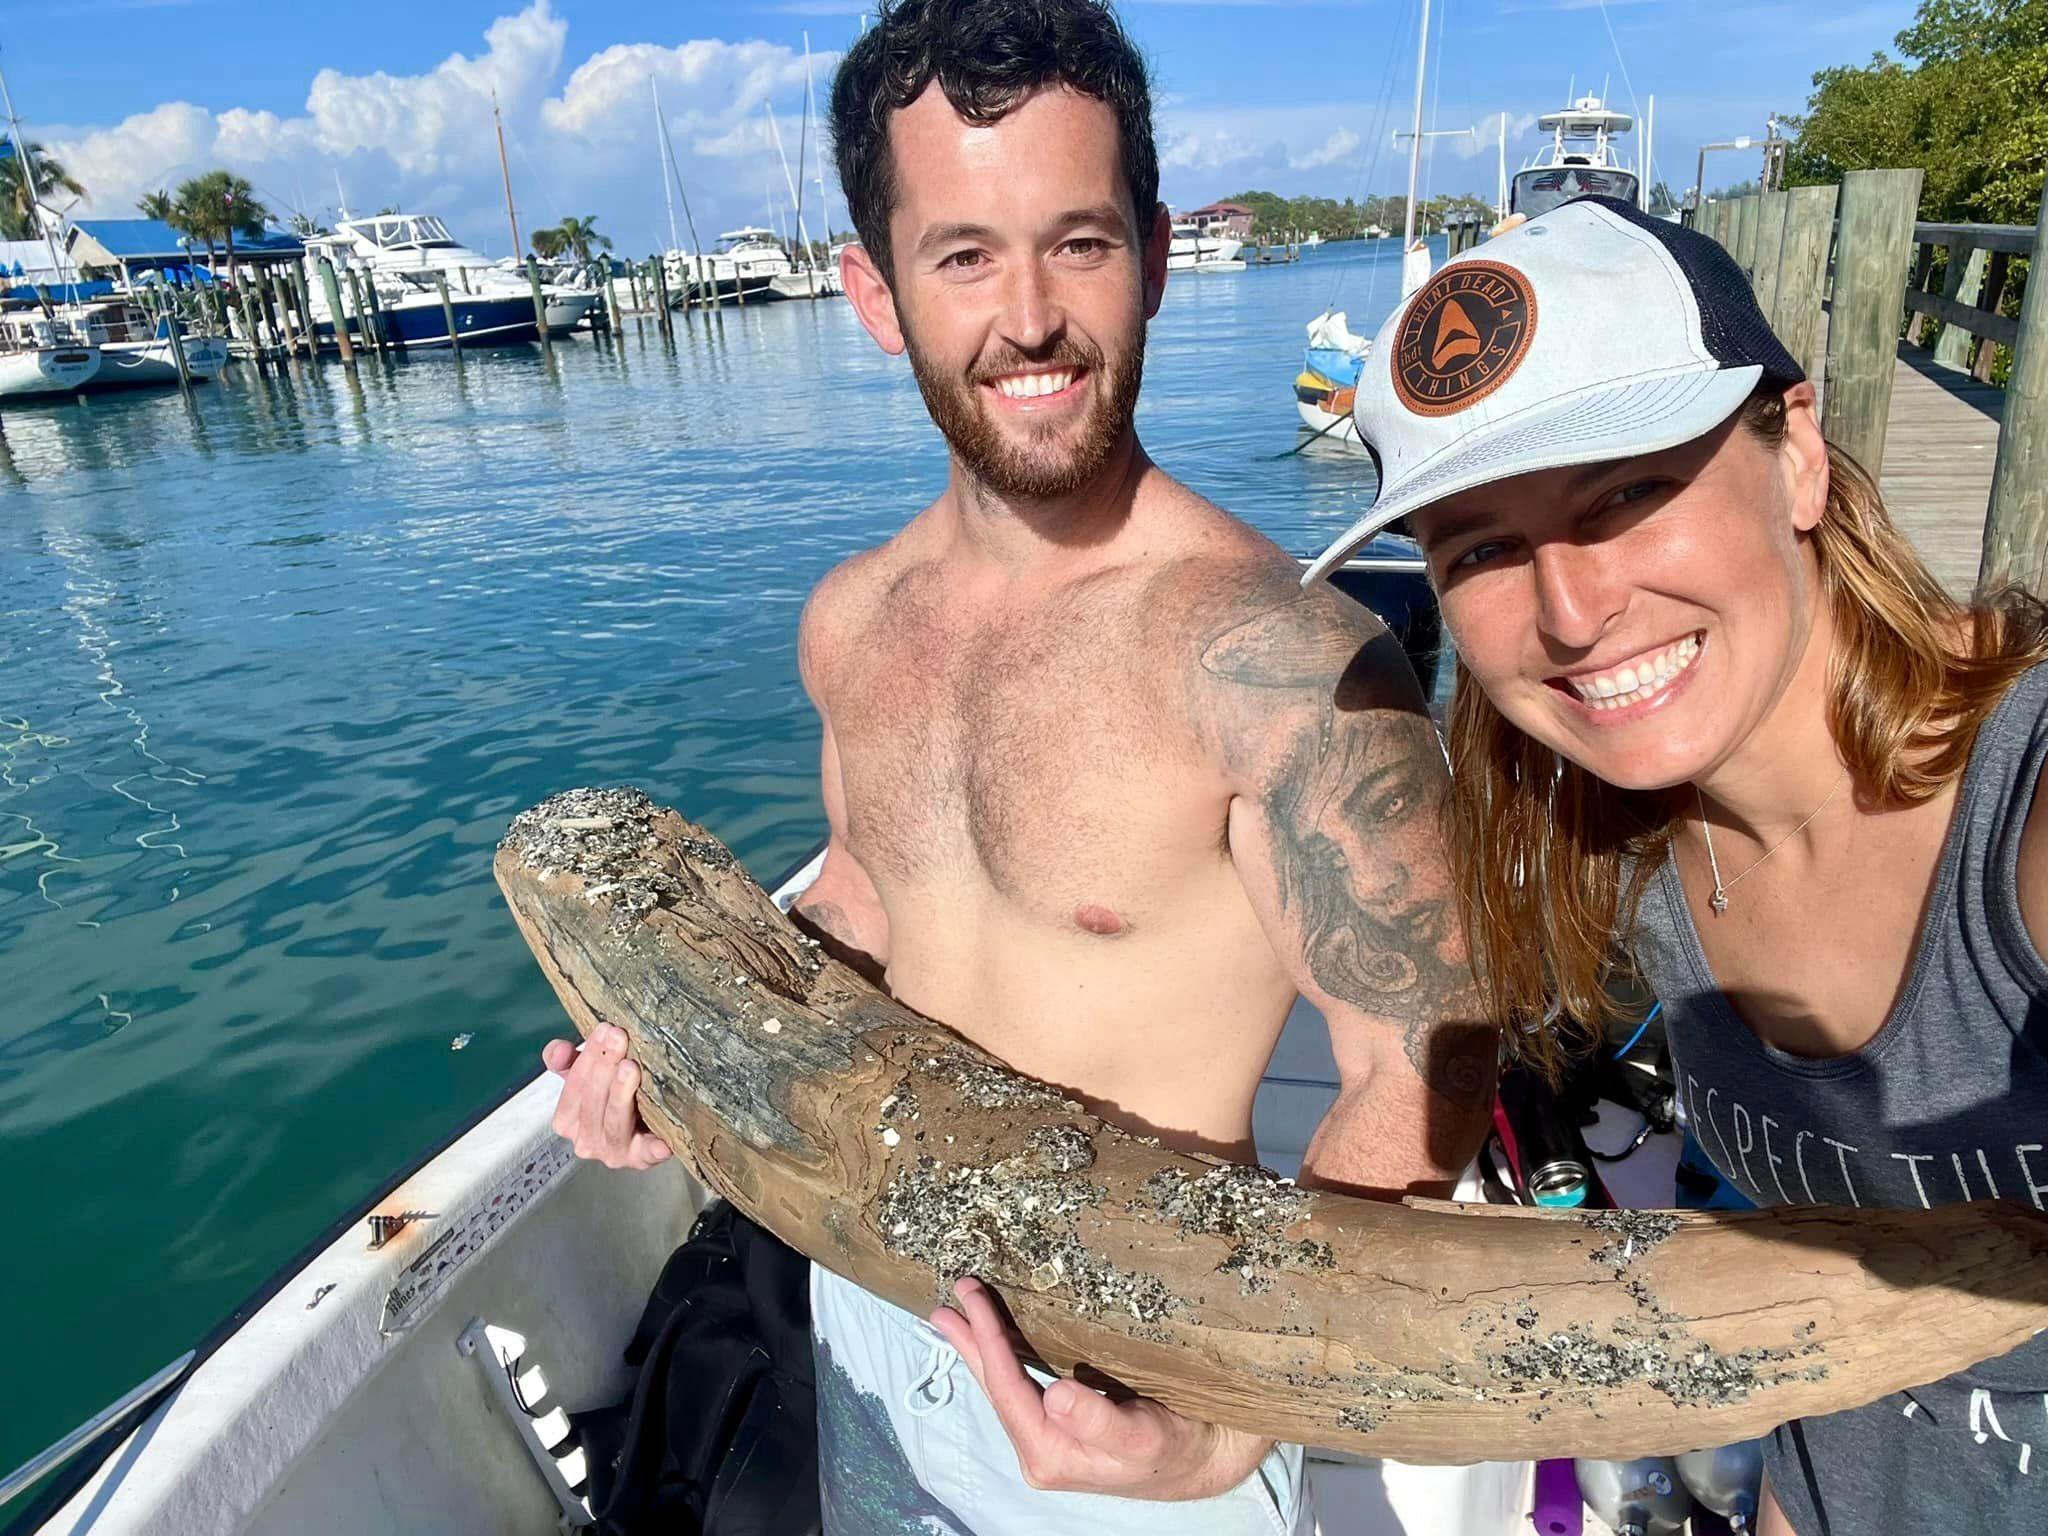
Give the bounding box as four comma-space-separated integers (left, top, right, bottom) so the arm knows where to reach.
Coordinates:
7, 0, 1917, 257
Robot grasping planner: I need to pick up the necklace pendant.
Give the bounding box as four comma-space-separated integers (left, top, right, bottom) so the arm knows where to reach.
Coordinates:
1710, 887, 1729, 915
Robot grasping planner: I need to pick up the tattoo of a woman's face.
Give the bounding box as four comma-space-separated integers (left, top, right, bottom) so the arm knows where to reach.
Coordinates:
1202, 589, 1495, 1110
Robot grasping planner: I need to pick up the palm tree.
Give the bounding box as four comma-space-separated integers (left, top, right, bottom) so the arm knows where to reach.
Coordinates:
0, 141, 85, 240
529, 225, 569, 260
554, 214, 612, 267
137, 188, 174, 221
171, 170, 270, 277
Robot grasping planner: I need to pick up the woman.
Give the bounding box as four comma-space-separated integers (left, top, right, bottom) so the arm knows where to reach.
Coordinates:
1307, 196, 2048, 1533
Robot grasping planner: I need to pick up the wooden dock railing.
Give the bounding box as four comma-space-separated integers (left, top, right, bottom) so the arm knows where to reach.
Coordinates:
1692, 171, 2048, 594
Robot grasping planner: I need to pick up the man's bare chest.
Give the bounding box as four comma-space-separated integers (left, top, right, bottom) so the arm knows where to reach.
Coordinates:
828, 599, 1219, 905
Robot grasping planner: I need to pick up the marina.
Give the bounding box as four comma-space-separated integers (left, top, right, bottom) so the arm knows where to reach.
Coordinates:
6, 1, 2048, 1531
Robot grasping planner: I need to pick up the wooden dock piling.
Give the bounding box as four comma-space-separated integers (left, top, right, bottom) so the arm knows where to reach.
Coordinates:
345, 269, 382, 357
525, 257, 553, 355
1979, 177, 2048, 592
365, 280, 400, 355
267, 270, 302, 360
315, 257, 356, 368
1822, 168, 1924, 474
1772, 184, 1838, 386
433, 274, 462, 357
289, 265, 321, 358
226, 278, 262, 365
652, 257, 675, 339
163, 311, 194, 398
1750, 189, 1790, 318
1733, 194, 1759, 277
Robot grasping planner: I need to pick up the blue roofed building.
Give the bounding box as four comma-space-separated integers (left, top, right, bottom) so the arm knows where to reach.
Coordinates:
67, 218, 304, 278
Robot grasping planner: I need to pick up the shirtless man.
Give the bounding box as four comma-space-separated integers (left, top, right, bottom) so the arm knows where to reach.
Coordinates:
542, 1, 1494, 1526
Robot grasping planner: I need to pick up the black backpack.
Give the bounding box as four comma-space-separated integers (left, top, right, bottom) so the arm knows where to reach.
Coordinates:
571, 1200, 823, 1536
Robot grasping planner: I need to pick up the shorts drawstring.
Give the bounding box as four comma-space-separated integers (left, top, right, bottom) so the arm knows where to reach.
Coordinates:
903, 1337, 960, 1418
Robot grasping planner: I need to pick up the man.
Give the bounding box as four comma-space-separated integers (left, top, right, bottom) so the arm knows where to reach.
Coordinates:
543, 0, 1494, 1526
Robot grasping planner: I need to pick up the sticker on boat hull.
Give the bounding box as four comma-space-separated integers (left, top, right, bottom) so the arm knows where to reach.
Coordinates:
380, 1137, 574, 1334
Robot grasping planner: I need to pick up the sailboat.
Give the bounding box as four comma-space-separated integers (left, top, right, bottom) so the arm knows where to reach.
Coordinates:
0, 307, 98, 397
0, 62, 103, 397
1293, 0, 1440, 448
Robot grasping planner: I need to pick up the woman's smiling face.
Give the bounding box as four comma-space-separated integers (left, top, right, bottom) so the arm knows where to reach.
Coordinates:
1410, 386, 1831, 791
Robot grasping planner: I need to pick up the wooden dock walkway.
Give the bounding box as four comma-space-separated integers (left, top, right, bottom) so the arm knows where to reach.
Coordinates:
1876, 344, 2008, 598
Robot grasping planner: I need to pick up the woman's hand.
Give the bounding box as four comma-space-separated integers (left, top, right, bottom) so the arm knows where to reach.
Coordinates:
930, 1276, 1273, 1501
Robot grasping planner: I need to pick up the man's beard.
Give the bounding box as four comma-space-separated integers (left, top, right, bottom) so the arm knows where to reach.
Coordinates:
901, 319, 1147, 501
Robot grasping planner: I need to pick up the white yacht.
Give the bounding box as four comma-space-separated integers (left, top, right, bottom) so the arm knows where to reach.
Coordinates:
1508, 94, 1642, 219
322, 213, 601, 336
0, 309, 99, 397
662, 228, 796, 306
1166, 220, 1246, 273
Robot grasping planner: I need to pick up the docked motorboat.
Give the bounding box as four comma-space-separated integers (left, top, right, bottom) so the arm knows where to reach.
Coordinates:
0, 310, 98, 398
64, 300, 229, 389
662, 228, 796, 306
293, 245, 542, 351
1167, 220, 1245, 273
1508, 94, 1642, 219
769, 264, 841, 300
317, 214, 601, 336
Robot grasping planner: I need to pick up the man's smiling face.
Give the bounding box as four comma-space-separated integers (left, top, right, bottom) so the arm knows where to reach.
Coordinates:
846, 82, 1166, 499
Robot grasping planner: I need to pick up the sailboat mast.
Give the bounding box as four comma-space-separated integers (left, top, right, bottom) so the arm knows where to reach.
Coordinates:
1496, 113, 1507, 221
1402, 0, 1431, 248
806, 33, 836, 254
492, 89, 522, 258
764, 103, 815, 260
652, 77, 682, 254
0, 52, 72, 295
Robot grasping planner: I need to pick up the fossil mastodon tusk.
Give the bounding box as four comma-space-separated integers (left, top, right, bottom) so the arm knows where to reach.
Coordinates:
495, 788, 2048, 1463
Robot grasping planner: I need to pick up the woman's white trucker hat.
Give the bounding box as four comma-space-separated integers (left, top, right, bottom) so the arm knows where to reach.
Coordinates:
1302, 196, 1806, 586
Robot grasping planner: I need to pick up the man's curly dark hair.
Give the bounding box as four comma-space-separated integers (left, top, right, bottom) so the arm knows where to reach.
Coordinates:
830, 0, 1159, 283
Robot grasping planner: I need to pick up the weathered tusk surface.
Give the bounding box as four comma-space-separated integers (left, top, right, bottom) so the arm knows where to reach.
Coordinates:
495, 787, 2048, 1463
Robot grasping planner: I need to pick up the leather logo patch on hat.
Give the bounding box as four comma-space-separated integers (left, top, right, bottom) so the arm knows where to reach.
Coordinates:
1393, 260, 1537, 417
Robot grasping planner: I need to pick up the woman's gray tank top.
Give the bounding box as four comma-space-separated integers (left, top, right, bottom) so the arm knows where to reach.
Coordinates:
1628, 661, 2048, 1529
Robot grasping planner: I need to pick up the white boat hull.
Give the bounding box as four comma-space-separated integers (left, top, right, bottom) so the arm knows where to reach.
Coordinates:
86, 337, 230, 390
1297, 395, 1363, 446
768, 269, 840, 301
0, 344, 99, 397
542, 292, 600, 335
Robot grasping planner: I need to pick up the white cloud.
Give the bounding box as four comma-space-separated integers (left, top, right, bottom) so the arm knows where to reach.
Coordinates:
44, 3, 846, 255
44, 4, 1529, 251
1289, 127, 1360, 171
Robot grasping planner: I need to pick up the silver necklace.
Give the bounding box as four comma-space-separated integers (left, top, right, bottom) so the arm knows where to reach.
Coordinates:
1695, 771, 1848, 915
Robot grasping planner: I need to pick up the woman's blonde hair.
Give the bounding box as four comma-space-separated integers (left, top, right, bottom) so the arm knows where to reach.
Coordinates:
1445, 389, 2048, 1082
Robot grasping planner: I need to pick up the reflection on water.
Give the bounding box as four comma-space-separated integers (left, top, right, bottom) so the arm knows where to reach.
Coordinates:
0, 237, 1418, 1471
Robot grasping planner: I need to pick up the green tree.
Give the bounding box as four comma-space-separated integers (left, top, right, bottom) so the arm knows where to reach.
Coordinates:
0, 142, 85, 240
137, 188, 174, 221
1787, 0, 2048, 224
529, 225, 570, 260
170, 171, 270, 275
551, 214, 612, 265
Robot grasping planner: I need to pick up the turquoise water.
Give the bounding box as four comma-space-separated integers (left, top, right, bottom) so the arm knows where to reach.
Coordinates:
0, 236, 1427, 1478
